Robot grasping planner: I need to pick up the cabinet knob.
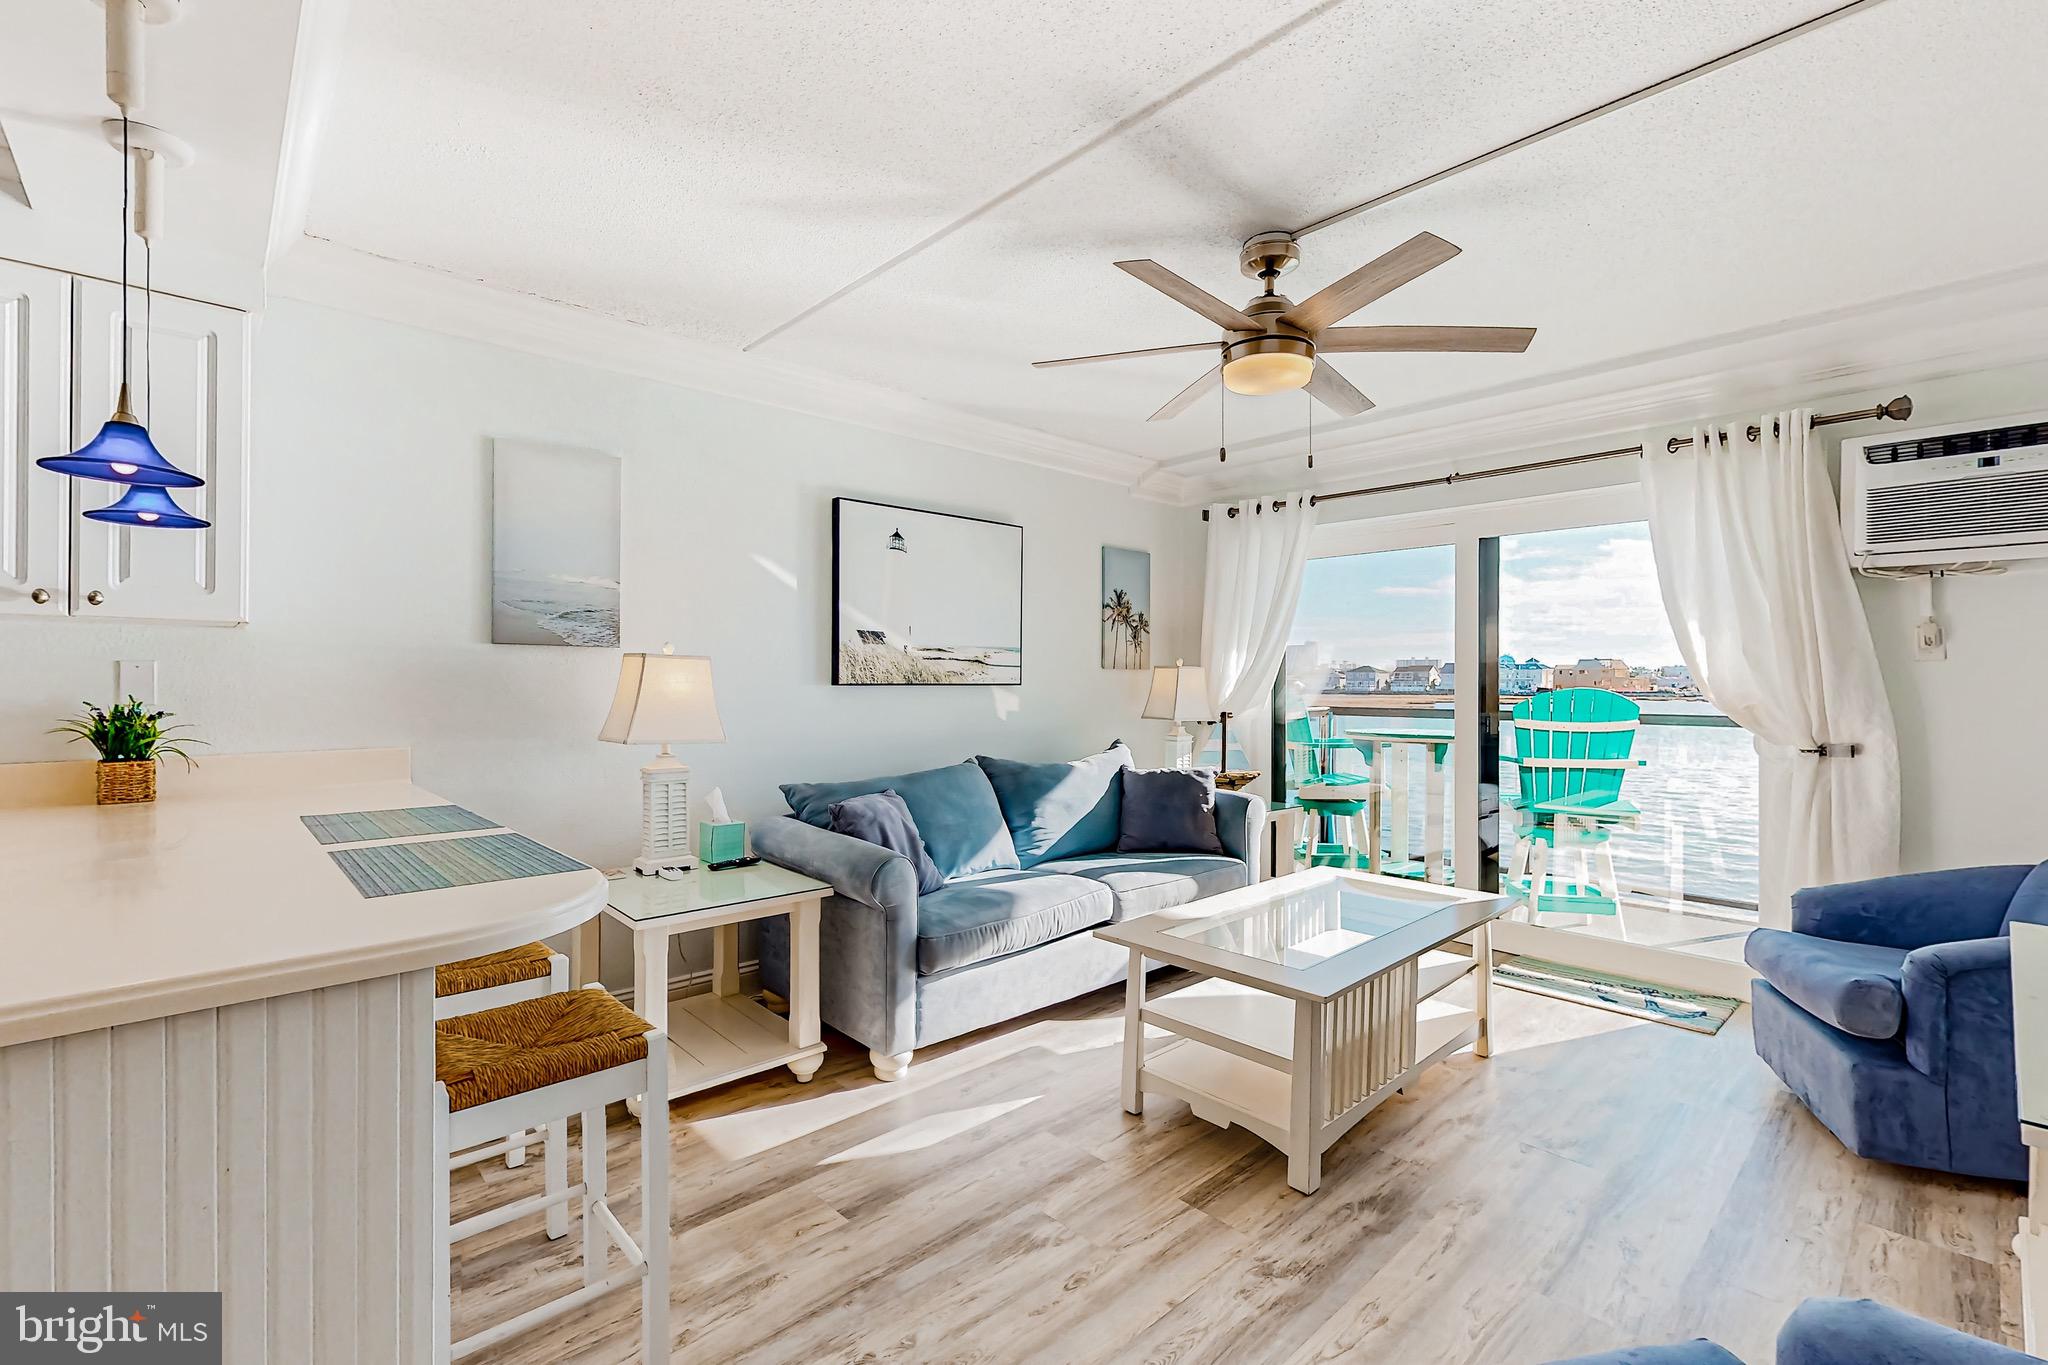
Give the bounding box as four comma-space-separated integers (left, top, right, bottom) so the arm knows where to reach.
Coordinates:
85, 590, 105, 606
29, 588, 50, 605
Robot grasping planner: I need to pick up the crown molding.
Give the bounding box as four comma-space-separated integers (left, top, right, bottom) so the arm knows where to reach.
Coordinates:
263, 235, 1193, 503
1175, 261, 2048, 501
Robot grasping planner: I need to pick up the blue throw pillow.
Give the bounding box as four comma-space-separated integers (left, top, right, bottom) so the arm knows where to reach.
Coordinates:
1116, 767, 1228, 855
781, 759, 1019, 879
827, 790, 946, 896
974, 743, 1133, 867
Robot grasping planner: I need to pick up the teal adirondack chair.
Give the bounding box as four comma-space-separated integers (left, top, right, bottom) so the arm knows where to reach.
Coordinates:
1505, 688, 1645, 920
1285, 715, 1383, 870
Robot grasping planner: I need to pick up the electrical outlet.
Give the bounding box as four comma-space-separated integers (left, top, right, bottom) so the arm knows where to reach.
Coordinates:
1912, 618, 1946, 662
117, 660, 157, 704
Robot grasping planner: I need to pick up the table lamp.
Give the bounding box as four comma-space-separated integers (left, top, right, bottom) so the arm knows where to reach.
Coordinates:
599, 645, 725, 874
1142, 660, 1214, 770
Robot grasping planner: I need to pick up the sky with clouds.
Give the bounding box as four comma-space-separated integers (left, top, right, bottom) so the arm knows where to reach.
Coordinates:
1288, 521, 1685, 672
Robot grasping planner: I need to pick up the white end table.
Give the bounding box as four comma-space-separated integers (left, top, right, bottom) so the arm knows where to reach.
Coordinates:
603, 863, 830, 1115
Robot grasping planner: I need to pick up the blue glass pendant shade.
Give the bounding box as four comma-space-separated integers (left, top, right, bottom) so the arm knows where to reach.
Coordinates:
37, 386, 204, 489
82, 482, 210, 529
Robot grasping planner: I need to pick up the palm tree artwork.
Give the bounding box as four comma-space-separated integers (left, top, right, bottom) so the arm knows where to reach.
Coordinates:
1126, 611, 1151, 670
1103, 588, 1132, 668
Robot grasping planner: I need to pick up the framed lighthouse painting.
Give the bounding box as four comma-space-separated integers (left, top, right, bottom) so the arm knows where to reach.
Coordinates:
832, 497, 1023, 685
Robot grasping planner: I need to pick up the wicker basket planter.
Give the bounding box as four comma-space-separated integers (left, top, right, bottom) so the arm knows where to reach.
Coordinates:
96, 759, 157, 805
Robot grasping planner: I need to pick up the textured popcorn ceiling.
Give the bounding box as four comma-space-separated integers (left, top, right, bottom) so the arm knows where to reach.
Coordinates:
304, 0, 2048, 465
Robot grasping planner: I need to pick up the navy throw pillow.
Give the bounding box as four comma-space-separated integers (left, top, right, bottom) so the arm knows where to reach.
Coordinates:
1116, 768, 1227, 855
828, 789, 946, 895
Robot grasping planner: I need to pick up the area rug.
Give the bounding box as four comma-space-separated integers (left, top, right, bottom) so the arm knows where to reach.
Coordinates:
1492, 956, 1741, 1035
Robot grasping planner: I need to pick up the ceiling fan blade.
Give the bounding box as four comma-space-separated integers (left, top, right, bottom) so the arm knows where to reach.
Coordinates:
1115, 260, 1260, 332
1282, 232, 1462, 334
1032, 342, 1218, 369
1306, 359, 1374, 418
1317, 325, 1536, 353
1147, 366, 1221, 422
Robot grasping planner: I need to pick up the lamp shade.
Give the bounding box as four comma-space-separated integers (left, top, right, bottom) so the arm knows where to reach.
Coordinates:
82, 482, 210, 529
38, 416, 205, 489
599, 649, 725, 747
1142, 662, 1215, 722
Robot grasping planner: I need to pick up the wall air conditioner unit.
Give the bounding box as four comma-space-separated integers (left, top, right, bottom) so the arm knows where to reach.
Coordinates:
1842, 411, 2048, 567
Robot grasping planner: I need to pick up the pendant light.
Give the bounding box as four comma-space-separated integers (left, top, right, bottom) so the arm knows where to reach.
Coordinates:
84, 481, 209, 528
36, 116, 206, 508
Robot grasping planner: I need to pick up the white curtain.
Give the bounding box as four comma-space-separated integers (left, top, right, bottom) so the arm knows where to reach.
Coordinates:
1200, 492, 1320, 768
1641, 408, 1899, 927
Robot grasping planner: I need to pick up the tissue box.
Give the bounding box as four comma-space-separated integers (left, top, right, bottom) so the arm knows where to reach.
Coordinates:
695, 820, 747, 867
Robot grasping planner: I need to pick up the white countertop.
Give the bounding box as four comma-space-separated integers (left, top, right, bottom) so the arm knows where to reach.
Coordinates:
0, 759, 603, 1046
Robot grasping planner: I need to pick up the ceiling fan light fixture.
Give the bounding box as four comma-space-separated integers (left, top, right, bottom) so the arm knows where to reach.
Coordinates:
1221, 335, 1315, 396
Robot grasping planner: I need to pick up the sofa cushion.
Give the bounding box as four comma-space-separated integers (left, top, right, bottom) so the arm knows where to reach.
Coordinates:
914, 871, 1113, 975
1115, 767, 1227, 855
1035, 853, 1246, 921
1744, 928, 1909, 1040
827, 790, 945, 896
975, 744, 1132, 867
782, 760, 1019, 880
2000, 859, 2048, 933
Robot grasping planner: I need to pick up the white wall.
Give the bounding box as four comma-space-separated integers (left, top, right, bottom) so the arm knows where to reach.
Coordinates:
1298, 360, 2048, 878
0, 299, 1203, 984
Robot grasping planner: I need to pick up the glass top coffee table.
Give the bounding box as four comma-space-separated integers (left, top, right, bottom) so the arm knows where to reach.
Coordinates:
1095, 866, 1512, 1194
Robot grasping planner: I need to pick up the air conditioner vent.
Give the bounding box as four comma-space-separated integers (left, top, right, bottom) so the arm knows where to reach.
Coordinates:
1862, 421, 2048, 465
1863, 469, 2048, 545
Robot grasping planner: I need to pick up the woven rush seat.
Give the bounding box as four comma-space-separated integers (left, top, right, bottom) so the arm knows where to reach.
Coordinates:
435, 988, 650, 1112
434, 941, 556, 998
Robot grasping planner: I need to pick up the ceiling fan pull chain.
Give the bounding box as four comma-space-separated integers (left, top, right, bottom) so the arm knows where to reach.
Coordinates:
1307, 390, 1315, 470
1217, 379, 1227, 462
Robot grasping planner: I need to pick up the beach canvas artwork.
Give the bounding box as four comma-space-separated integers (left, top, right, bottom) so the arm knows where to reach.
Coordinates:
491, 439, 621, 648
833, 498, 1022, 685
1100, 545, 1152, 669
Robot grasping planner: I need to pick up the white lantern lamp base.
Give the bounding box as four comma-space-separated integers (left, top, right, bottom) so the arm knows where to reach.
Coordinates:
633, 747, 694, 876
1163, 722, 1196, 771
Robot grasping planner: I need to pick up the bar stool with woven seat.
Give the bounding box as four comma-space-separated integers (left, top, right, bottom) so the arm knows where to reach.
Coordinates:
435, 941, 568, 1178
433, 987, 669, 1363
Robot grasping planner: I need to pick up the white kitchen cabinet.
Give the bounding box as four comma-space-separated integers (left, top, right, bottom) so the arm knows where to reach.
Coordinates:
0, 258, 248, 625
70, 277, 249, 625
0, 259, 71, 618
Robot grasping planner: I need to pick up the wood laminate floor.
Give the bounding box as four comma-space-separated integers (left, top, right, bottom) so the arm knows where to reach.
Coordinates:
450, 974, 2025, 1364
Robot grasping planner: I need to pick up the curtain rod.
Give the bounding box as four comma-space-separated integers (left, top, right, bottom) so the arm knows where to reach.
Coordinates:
1199, 396, 1913, 519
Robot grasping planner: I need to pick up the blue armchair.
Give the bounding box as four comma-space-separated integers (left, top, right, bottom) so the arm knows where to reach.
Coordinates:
1744, 860, 2048, 1181
1545, 1296, 2038, 1363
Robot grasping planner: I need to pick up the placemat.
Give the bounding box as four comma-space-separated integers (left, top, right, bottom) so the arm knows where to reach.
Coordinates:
302, 805, 500, 845
330, 832, 587, 897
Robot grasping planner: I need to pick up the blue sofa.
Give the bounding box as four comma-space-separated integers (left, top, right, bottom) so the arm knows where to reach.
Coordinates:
1546, 1296, 2038, 1363
1744, 861, 2048, 1181
755, 746, 1264, 1081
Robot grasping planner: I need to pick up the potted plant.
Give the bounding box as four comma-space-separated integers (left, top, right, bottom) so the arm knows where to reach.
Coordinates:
51, 697, 205, 805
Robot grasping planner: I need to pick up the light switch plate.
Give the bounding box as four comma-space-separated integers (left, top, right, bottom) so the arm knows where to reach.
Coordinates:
117, 660, 157, 705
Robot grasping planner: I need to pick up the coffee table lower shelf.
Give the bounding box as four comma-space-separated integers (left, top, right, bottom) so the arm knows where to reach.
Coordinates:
1131, 966, 1481, 1194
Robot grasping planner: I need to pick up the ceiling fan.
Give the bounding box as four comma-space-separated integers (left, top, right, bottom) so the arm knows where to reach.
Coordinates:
1034, 230, 1536, 422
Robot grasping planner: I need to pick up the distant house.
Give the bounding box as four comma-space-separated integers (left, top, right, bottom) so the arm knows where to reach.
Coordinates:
1655, 663, 1695, 692
1435, 661, 1455, 692
1388, 657, 1440, 693
1552, 657, 1644, 692
1500, 655, 1549, 693
1332, 664, 1384, 694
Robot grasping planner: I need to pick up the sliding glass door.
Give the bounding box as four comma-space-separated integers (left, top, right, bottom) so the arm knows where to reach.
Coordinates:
1279, 488, 1760, 985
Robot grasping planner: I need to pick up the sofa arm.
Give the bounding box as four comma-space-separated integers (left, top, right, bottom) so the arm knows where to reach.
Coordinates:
1214, 789, 1266, 874
1777, 1296, 2036, 1364
1900, 936, 2013, 1083
753, 815, 919, 914
753, 815, 920, 1057
1790, 865, 2030, 950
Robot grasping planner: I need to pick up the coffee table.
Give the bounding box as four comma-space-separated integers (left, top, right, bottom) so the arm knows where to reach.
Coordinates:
1096, 866, 1512, 1193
